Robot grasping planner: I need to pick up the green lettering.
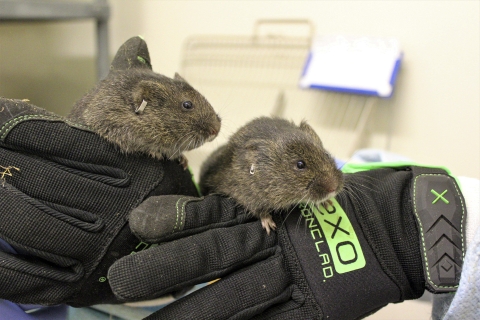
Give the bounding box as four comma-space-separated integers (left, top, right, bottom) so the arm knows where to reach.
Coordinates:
307, 217, 318, 229
311, 228, 322, 240
336, 241, 358, 264
323, 266, 334, 278
311, 200, 366, 274
324, 203, 336, 214
315, 240, 324, 252
319, 253, 330, 265
300, 206, 312, 218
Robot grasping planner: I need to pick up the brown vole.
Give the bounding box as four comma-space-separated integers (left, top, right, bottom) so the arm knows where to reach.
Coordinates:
199, 117, 344, 234
68, 37, 221, 167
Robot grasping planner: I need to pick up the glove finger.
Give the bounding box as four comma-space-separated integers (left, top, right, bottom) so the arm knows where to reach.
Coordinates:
1, 139, 158, 248
0, 251, 81, 303
129, 194, 253, 243
0, 143, 131, 222
108, 220, 276, 302
145, 251, 300, 320
0, 182, 97, 251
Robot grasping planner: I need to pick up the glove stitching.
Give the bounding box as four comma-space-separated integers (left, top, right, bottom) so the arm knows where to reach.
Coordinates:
0, 115, 93, 141
413, 173, 465, 290
63, 119, 91, 131
1, 115, 61, 140
174, 197, 189, 232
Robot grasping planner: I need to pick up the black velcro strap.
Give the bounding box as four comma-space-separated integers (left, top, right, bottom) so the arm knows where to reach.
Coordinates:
411, 166, 466, 293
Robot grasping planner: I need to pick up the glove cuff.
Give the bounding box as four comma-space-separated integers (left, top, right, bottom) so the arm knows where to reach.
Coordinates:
0, 98, 62, 142
411, 166, 466, 293
0, 98, 94, 145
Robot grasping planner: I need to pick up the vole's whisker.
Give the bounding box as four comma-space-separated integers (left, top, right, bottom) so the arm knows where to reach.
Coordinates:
281, 194, 308, 232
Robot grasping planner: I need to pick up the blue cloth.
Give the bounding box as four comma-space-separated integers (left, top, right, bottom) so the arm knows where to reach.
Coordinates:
442, 227, 480, 319
335, 158, 346, 169
0, 238, 17, 254
350, 148, 411, 163
0, 301, 67, 320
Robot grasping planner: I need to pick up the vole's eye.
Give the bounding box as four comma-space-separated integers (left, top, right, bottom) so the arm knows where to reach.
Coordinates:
182, 101, 194, 110
296, 160, 306, 170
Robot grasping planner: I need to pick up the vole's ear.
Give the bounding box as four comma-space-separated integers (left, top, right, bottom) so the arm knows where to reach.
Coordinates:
243, 139, 262, 168
244, 139, 263, 151
299, 120, 323, 147
174, 73, 189, 84
110, 36, 153, 74
132, 80, 167, 110
243, 139, 272, 170
244, 138, 272, 156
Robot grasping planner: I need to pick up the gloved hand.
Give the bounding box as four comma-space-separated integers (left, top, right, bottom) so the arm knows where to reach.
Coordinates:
108, 165, 466, 319
0, 98, 198, 307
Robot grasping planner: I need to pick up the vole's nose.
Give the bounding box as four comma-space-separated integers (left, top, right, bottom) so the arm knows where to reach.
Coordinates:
210, 115, 221, 137
326, 179, 342, 194
206, 123, 220, 142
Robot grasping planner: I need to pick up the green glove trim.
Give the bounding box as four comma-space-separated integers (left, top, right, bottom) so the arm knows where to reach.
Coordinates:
342, 161, 452, 175
342, 161, 462, 190
187, 166, 201, 196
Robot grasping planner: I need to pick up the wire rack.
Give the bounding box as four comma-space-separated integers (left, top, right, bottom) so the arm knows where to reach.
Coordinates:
181, 20, 380, 177
182, 20, 311, 88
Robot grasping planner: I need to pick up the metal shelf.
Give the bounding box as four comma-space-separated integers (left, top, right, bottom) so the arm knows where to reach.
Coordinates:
0, 0, 110, 79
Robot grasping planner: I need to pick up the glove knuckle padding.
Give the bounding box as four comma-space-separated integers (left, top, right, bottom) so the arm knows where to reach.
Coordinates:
0, 108, 198, 305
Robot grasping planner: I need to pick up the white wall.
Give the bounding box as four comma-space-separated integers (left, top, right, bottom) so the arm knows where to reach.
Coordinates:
131, 0, 480, 180
1, 0, 478, 180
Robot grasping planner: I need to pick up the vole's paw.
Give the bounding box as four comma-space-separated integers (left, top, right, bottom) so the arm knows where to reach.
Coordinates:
178, 154, 189, 170
322, 199, 333, 208
261, 215, 276, 235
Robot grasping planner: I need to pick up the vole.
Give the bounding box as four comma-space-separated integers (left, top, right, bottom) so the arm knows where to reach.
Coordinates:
199, 117, 344, 234
68, 37, 221, 168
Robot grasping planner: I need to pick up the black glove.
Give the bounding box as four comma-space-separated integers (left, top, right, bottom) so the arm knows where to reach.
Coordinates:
0, 98, 198, 307
108, 166, 466, 319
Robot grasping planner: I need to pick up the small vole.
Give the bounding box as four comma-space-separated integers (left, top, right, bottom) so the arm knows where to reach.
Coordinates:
199, 117, 344, 234
68, 37, 221, 167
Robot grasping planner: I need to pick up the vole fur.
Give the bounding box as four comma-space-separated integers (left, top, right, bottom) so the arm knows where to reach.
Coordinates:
68, 37, 221, 167
199, 117, 344, 234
